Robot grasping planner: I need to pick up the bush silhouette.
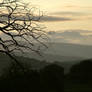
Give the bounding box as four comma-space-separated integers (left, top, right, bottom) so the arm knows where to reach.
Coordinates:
69, 59, 92, 83
0, 62, 40, 92
0, 62, 64, 92
40, 64, 64, 92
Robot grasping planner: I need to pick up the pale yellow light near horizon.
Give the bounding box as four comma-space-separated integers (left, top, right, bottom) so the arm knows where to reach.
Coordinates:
21, 0, 92, 45
0, 0, 92, 45
22, 0, 92, 12
0, 0, 92, 32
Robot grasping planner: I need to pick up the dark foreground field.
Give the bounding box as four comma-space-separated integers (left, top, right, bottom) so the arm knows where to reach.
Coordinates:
0, 54, 92, 92
65, 59, 92, 92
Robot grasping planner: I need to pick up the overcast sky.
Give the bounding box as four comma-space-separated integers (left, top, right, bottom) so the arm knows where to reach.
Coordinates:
12, 0, 92, 45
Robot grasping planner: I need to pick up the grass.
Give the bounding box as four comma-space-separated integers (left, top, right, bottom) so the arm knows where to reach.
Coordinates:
65, 81, 92, 92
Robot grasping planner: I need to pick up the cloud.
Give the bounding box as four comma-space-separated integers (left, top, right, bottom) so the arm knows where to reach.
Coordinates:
51, 11, 83, 16
50, 11, 92, 21
64, 5, 79, 8
40, 16, 73, 22
48, 30, 92, 45
48, 30, 85, 40
0, 13, 73, 22
64, 5, 92, 9
48, 30, 92, 36
59, 31, 83, 38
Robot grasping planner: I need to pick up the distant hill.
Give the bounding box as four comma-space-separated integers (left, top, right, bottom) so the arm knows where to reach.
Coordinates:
44, 42, 92, 59
19, 42, 92, 62
23, 52, 83, 63
0, 53, 84, 75
0, 53, 50, 76
0, 42, 92, 74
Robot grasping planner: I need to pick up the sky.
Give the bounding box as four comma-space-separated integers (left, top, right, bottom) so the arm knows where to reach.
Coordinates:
7, 0, 92, 45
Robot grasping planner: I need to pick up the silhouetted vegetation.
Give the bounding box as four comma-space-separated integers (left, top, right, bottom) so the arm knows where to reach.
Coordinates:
0, 60, 64, 92
40, 64, 64, 92
0, 0, 48, 68
1, 53, 92, 92
68, 59, 92, 83
65, 59, 92, 92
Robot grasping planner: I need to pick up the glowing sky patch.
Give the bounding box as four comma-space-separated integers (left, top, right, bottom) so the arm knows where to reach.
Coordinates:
6, 0, 92, 45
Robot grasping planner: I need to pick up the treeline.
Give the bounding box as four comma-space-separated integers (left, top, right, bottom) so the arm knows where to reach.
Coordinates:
0, 58, 92, 92
66, 59, 92, 83
0, 61, 64, 92
65, 59, 92, 92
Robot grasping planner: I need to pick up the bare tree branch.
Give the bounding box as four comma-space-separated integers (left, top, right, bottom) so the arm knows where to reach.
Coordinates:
0, 0, 48, 69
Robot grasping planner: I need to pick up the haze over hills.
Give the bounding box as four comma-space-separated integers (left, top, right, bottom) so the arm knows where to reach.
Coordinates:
22, 42, 92, 62
0, 53, 81, 74
0, 42, 92, 74
45, 42, 92, 58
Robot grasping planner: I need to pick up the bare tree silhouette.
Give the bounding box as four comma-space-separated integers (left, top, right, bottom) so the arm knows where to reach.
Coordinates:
0, 0, 48, 69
